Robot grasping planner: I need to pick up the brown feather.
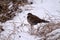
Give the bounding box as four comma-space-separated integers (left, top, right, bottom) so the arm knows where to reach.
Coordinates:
27, 13, 49, 25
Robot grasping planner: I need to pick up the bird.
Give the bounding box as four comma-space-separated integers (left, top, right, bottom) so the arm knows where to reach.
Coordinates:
27, 13, 49, 25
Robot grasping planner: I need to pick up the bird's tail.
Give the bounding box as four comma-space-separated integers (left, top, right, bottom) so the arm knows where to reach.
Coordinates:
42, 20, 49, 23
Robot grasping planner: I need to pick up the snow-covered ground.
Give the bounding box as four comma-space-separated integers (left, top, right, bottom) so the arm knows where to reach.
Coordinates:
0, 0, 60, 40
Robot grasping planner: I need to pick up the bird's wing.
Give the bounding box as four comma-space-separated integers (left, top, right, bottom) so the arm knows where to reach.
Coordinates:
30, 15, 40, 23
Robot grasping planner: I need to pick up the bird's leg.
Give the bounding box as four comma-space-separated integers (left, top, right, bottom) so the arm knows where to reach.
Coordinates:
30, 25, 33, 31
29, 25, 34, 34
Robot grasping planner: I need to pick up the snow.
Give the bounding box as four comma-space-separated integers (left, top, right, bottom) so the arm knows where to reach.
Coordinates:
0, 0, 60, 40
46, 29, 60, 40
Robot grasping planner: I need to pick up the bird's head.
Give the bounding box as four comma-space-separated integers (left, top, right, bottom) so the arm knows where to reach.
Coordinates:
27, 13, 32, 16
